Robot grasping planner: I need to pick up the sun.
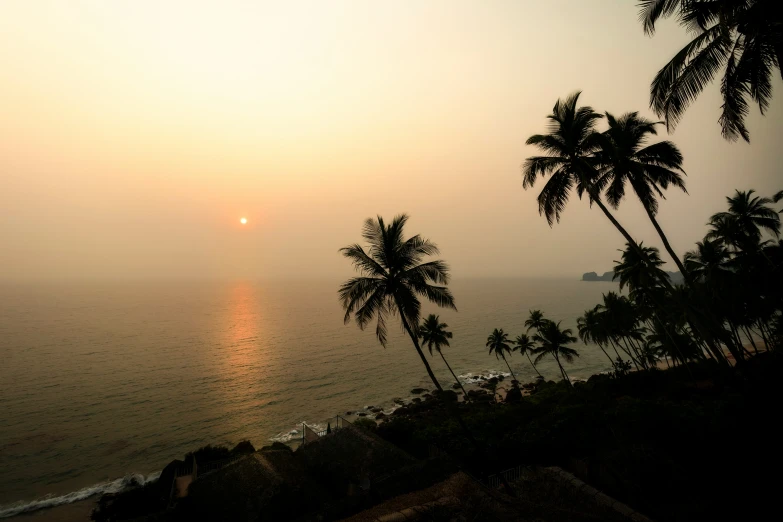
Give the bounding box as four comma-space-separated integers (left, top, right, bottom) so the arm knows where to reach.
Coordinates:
240, 217, 247, 225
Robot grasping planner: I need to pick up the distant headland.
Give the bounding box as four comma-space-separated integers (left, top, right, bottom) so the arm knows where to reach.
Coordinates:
582, 270, 684, 284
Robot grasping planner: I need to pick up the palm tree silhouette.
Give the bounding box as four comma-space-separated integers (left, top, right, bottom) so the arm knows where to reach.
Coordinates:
419, 314, 468, 397
613, 242, 672, 293
639, 0, 782, 141
524, 309, 547, 333
577, 307, 617, 370
486, 328, 518, 383
597, 112, 689, 277
522, 92, 643, 257
513, 334, 543, 378
339, 215, 456, 392
707, 190, 781, 251
684, 240, 732, 284
532, 321, 580, 386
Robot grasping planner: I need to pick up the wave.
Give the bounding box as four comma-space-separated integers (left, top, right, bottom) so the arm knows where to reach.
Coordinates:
458, 370, 511, 384
269, 421, 327, 443
0, 471, 160, 519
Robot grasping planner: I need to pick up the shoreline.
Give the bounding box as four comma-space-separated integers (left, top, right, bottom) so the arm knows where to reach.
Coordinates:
2, 348, 757, 521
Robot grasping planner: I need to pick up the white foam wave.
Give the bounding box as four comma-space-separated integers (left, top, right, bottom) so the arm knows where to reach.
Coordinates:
0, 471, 160, 519
458, 370, 511, 384
269, 422, 327, 443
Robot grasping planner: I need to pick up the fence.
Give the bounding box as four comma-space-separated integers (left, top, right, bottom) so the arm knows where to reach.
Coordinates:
483, 465, 527, 489
301, 415, 351, 444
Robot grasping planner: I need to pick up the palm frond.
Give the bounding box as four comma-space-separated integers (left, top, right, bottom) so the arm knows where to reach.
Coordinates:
404, 260, 451, 285
338, 277, 385, 324
537, 169, 575, 225
638, 0, 684, 36
651, 25, 728, 132
340, 244, 387, 276
521, 156, 566, 189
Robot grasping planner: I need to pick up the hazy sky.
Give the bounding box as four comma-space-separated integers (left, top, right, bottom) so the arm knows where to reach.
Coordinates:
1, 0, 781, 281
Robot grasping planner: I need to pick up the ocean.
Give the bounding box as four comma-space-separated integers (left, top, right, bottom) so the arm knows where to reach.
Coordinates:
0, 278, 619, 518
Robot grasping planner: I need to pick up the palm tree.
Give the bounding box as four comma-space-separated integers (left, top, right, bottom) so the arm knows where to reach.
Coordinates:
597, 112, 689, 277
513, 334, 542, 378
339, 215, 456, 392
639, 0, 782, 141
577, 307, 617, 369
532, 321, 580, 386
522, 92, 645, 256
419, 314, 468, 397
707, 190, 781, 250
684, 239, 732, 285
525, 309, 547, 333
486, 328, 518, 383
613, 242, 672, 293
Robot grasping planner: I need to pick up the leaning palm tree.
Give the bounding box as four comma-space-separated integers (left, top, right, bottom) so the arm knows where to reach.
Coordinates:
532, 321, 580, 386
486, 328, 518, 383
522, 92, 644, 256
597, 112, 689, 277
419, 314, 467, 397
339, 215, 456, 392
577, 308, 616, 369
513, 334, 543, 378
639, 0, 782, 141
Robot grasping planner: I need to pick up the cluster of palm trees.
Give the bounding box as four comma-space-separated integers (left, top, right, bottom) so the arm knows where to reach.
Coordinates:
522, 79, 782, 369
337, 1, 782, 399
486, 310, 580, 387
576, 189, 782, 371
337, 214, 589, 396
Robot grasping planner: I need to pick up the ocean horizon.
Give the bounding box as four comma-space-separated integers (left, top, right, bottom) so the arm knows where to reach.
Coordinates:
0, 277, 620, 517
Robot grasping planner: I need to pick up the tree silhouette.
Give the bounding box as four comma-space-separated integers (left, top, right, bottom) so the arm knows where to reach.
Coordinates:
532, 321, 580, 386
339, 215, 456, 392
522, 92, 645, 257
486, 328, 518, 383
597, 111, 689, 277
419, 314, 468, 397
513, 334, 543, 378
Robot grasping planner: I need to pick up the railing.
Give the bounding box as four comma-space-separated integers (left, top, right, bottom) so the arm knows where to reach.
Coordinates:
483, 465, 527, 489
301, 415, 351, 444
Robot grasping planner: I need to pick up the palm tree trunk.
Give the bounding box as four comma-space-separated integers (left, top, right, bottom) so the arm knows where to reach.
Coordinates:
742, 326, 759, 354
439, 351, 468, 397
644, 207, 689, 279
614, 338, 640, 370
591, 196, 646, 257
396, 306, 443, 392
500, 354, 518, 383
596, 342, 616, 370
608, 339, 623, 362
525, 352, 543, 378
553, 354, 572, 387
756, 321, 772, 351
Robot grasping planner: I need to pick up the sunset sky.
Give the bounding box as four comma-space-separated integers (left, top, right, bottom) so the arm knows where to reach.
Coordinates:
1, 0, 781, 281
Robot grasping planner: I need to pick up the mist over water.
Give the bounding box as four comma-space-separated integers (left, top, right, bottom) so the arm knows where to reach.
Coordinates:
0, 278, 618, 511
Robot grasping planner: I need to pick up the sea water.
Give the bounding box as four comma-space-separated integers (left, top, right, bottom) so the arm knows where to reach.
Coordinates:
0, 277, 619, 517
